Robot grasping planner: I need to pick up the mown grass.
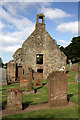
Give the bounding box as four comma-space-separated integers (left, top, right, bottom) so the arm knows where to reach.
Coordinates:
3, 106, 78, 118
2, 63, 79, 118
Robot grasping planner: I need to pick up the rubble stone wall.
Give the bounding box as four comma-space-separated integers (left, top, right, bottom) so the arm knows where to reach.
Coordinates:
13, 14, 67, 79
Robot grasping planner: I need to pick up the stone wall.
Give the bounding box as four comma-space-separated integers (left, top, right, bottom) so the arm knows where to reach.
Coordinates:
48, 71, 67, 106
13, 48, 22, 66
7, 60, 16, 82
13, 14, 67, 79
7, 88, 22, 110
21, 26, 66, 79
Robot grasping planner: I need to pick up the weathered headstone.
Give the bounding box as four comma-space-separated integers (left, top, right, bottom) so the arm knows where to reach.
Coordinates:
75, 59, 80, 82
20, 75, 28, 88
69, 60, 73, 70
78, 60, 80, 82
20, 67, 33, 92
26, 67, 33, 92
34, 72, 43, 87
7, 88, 22, 110
0, 57, 3, 68
0, 68, 7, 85
48, 71, 67, 107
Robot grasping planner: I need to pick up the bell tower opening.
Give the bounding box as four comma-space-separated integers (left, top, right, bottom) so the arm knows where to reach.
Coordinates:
36, 13, 45, 28
39, 18, 43, 23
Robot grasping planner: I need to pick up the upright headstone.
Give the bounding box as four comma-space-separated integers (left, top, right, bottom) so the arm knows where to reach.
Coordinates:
69, 60, 73, 70
78, 59, 80, 82
0, 68, 7, 85
7, 88, 22, 110
20, 75, 28, 88
48, 71, 67, 107
75, 59, 80, 82
34, 72, 43, 87
0, 57, 3, 68
26, 67, 33, 92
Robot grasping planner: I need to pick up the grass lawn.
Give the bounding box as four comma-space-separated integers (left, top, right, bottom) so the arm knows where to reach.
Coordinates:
2, 63, 79, 119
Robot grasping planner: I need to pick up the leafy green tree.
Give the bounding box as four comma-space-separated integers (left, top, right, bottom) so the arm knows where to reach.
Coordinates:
60, 36, 80, 63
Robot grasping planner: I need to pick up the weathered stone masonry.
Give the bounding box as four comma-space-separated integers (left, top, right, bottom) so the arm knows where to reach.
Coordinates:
7, 60, 16, 82
7, 13, 67, 81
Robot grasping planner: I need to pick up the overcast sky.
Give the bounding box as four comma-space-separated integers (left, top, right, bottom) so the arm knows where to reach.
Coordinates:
0, 1, 79, 63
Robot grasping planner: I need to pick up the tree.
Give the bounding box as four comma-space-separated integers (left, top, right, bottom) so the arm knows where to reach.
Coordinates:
60, 36, 80, 63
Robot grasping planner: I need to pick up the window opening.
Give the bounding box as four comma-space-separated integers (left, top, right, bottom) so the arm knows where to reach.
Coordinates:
36, 54, 43, 64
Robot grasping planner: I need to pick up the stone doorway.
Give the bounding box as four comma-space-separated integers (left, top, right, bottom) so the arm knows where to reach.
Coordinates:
37, 69, 43, 73
17, 66, 23, 81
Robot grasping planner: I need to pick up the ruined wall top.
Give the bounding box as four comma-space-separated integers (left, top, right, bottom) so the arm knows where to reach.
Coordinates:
13, 48, 22, 58
36, 13, 45, 29
7, 60, 16, 64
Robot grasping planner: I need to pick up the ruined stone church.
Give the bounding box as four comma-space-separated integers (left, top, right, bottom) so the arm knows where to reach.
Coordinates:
7, 13, 66, 82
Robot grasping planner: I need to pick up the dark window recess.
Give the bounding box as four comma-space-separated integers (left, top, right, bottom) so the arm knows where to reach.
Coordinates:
23, 69, 24, 75
36, 54, 43, 64
37, 69, 43, 73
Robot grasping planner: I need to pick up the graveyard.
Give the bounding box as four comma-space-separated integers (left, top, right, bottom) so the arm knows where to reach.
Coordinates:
1, 13, 79, 119
2, 63, 79, 119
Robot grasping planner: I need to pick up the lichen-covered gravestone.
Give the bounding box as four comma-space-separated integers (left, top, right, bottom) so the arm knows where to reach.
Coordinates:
7, 88, 22, 110
48, 71, 67, 107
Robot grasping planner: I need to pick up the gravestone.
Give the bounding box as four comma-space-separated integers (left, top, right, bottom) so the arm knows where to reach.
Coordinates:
7, 88, 22, 110
20, 67, 33, 92
48, 71, 67, 107
78, 60, 80, 82
0, 57, 3, 68
69, 60, 73, 70
20, 75, 28, 88
26, 67, 33, 92
0, 68, 7, 85
34, 73, 43, 87
75, 59, 80, 82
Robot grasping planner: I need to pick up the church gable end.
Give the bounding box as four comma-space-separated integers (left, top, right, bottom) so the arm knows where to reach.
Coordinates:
12, 13, 66, 79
